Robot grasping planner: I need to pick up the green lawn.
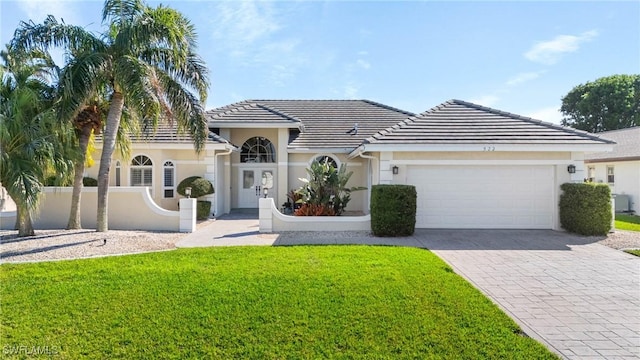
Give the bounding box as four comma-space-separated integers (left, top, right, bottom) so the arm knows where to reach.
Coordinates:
625, 249, 640, 257
615, 214, 640, 232
0, 246, 557, 359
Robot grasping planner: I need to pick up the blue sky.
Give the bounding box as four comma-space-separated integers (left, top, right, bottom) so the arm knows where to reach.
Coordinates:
1, 1, 638, 123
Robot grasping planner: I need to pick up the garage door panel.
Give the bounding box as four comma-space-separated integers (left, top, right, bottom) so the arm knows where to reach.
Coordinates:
407, 165, 553, 229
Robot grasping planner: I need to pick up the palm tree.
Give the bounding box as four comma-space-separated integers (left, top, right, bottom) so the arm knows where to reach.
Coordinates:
66, 100, 105, 229
0, 48, 76, 236
12, 0, 209, 231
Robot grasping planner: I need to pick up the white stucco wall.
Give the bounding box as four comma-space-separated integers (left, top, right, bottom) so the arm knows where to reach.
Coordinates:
34, 187, 181, 231
380, 150, 581, 230
587, 160, 640, 212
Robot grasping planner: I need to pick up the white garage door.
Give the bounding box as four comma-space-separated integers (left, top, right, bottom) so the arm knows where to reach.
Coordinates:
406, 165, 553, 229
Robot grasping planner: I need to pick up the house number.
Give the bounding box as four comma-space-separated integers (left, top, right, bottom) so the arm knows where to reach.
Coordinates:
483, 146, 496, 151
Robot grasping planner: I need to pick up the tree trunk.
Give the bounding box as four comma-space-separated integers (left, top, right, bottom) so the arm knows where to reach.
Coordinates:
67, 125, 92, 229
17, 206, 35, 237
96, 93, 125, 232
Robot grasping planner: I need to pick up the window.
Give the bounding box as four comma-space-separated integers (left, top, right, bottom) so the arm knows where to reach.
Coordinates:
607, 166, 615, 183
587, 166, 595, 182
241, 137, 276, 163
314, 155, 339, 168
131, 155, 153, 187
115, 161, 121, 186
163, 161, 175, 198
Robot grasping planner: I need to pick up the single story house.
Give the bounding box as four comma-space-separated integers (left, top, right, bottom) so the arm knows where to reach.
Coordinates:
585, 126, 639, 213
87, 99, 614, 230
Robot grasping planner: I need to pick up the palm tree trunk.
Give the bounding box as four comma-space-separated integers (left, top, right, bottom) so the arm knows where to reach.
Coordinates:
96, 92, 125, 232
67, 125, 92, 229
17, 206, 35, 237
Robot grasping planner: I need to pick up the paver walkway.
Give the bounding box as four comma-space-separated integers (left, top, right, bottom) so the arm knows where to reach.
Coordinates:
178, 220, 640, 359
417, 229, 640, 360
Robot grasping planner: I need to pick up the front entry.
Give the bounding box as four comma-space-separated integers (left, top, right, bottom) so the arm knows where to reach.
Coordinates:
238, 168, 276, 208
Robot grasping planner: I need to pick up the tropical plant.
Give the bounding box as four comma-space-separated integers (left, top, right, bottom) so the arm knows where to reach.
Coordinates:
295, 159, 366, 216
11, 0, 209, 232
0, 48, 76, 236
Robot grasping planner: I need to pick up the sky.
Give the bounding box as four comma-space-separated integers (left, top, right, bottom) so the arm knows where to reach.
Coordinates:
1, 0, 639, 124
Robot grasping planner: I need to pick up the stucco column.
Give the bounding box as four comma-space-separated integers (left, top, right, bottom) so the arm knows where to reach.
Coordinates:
379, 152, 394, 184
203, 150, 215, 216
277, 128, 289, 209
569, 152, 585, 183
179, 198, 196, 233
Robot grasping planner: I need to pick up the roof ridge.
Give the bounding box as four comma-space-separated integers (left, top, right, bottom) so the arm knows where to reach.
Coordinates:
450, 99, 614, 144
358, 99, 416, 116
255, 102, 301, 123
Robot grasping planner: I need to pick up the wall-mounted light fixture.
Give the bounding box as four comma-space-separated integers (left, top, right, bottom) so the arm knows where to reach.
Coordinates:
185, 187, 192, 198
567, 165, 576, 174
263, 187, 268, 198
392, 166, 399, 175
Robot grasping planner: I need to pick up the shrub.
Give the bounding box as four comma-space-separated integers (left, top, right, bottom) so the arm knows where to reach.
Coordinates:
296, 159, 366, 216
82, 177, 98, 187
559, 182, 611, 236
294, 203, 336, 216
197, 200, 212, 220
371, 185, 416, 237
177, 176, 214, 198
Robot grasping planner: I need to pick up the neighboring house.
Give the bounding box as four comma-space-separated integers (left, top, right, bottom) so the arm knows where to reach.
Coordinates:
87, 99, 613, 230
585, 126, 640, 213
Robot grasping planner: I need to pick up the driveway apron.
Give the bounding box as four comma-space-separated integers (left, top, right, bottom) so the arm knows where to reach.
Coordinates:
417, 229, 640, 360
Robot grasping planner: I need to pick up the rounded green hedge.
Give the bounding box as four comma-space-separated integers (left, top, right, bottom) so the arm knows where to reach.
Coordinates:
197, 200, 212, 220
559, 182, 611, 236
177, 176, 214, 198
371, 184, 417, 237
83, 177, 98, 187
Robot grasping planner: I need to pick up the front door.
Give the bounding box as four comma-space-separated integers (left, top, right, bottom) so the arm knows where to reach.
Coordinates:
238, 168, 276, 208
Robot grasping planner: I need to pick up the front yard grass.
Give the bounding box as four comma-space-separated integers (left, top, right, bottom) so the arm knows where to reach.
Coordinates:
625, 249, 640, 257
615, 213, 640, 232
1, 246, 557, 359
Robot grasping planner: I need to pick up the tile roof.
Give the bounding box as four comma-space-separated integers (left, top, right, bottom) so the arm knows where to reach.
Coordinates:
365, 99, 614, 146
585, 126, 640, 162
206, 101, 301, 125
97, 123, 232, 145
206, 100, 415, 150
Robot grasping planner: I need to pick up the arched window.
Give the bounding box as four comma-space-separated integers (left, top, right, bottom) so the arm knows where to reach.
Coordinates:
314, 155, 339, 168
115, 161, 121, 187
131, 155, 153, 187
163, 161, 175, 198
241, 137, 276, 163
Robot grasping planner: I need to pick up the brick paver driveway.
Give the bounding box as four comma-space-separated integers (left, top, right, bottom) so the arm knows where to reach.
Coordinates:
418, 229, 640, 360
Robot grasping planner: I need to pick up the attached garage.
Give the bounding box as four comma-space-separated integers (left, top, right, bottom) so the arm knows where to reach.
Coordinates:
406, 165, 554, 229
352, 99, 615, 230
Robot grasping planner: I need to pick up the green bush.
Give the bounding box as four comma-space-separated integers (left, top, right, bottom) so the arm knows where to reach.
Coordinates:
371, 185, 417, 237
559, 183, 611, 236
82, 177, 98, 187
197, 200, 212, 220
177, 176, 214, 198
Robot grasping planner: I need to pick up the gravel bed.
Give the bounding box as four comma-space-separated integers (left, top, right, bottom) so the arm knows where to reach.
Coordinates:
0, 229, 185, 263
1, 227, 638, 264
596, 229, 640, 250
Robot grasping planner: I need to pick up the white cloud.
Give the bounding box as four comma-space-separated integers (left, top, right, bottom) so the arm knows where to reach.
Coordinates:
506, 71, 545, 86
212, 1, 281, 46
527, 106, 563, 124
524, 30, 598, 65
344, 82, 359, 98
16, 0, 81, 25
356, 59, 370, 70
470, 95, 500, 107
